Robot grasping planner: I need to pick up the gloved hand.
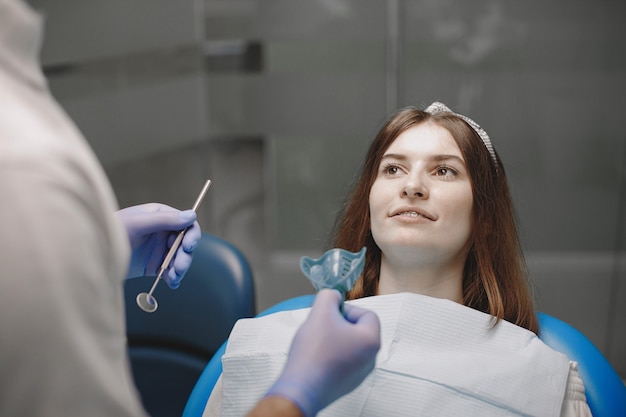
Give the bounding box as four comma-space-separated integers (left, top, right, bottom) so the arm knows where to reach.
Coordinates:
116, 203, 201, 288
265, 289, 381, 417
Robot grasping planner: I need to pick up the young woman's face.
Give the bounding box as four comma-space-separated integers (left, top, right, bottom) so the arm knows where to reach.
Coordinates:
369, 122, 474, 266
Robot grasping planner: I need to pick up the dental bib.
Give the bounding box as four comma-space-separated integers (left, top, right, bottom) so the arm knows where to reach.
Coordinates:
218, 293, 570, 417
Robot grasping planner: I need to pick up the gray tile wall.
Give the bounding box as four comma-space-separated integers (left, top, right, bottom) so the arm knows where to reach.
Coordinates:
40, 0, 626, 378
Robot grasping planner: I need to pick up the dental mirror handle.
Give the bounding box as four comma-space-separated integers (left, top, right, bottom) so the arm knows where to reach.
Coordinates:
136, 179, 211, 312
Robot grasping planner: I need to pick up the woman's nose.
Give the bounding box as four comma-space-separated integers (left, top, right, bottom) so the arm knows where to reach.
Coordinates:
402, 174, 428, 198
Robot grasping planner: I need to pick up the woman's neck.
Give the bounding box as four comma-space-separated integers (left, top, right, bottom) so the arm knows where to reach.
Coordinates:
376, 253, 464, 303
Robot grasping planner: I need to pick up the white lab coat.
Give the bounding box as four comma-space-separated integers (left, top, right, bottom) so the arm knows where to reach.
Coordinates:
0, 1, 147, 415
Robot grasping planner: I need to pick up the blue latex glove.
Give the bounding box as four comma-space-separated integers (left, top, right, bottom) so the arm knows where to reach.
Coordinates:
116, 203, 201, 288
265, 289, 381, 417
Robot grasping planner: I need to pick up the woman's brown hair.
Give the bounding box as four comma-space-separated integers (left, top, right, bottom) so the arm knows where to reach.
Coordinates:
331, 106, 538, 334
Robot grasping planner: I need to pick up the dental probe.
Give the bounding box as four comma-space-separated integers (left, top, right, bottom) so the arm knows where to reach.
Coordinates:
136, 179, 212, 313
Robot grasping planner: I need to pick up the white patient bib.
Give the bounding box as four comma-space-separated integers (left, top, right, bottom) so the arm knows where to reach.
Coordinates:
220, 293, 570, 417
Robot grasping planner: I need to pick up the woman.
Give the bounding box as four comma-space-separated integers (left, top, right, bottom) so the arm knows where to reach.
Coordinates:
206, 103, 590, 417
334, 102, 536, 332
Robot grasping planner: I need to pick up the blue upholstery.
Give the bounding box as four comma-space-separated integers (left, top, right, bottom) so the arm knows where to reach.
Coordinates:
183, 296, 626, 417
537, 312, 626, 417
124, 233, 256, 417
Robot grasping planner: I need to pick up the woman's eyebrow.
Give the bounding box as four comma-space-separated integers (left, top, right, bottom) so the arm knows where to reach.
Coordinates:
381, 153, 465, 165
380, 153, 407, 162
431, 154, 466, 165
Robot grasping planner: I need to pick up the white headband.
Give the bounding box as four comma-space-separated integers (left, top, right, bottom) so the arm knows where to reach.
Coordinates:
425, 102, 498, 170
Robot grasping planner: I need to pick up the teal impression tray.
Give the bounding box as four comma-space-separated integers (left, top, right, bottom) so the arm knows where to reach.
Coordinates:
300, 247, 367, 296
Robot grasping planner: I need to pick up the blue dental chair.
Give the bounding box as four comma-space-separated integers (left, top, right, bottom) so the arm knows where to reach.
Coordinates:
182, 294, 626, 417
124, 233, 256, 417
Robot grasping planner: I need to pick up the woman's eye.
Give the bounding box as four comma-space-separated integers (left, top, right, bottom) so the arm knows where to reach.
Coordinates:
383, 164, 400, 175
435, 166, 457, 177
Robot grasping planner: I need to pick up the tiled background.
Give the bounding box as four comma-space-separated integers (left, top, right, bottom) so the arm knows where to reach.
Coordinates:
38, 0, 625, 379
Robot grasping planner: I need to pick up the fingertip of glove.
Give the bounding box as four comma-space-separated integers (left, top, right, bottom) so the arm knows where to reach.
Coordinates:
316, 289, 342, 305
166, 276, 182, 289
179, 209, 196, 223
164, 268, 184, 289
183, 238, 200, 253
